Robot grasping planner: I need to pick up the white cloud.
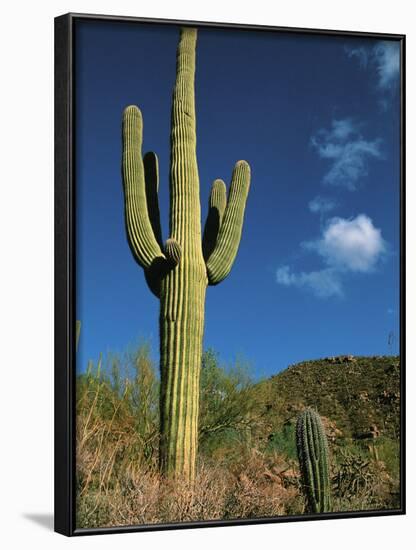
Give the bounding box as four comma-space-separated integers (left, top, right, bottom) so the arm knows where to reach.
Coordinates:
311, 119, 382, 190
305, 214, 387, 272
276, 215, 387, 298
308, 195, 338, 215
329, 118, 356, 141
345, 41, 400, 91
276, 266, 343, 298
373, 42, 400, 90
345, 46, 369, 68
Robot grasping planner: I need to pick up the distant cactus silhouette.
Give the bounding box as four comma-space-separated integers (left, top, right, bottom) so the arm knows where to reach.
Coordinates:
76, 320, 81, 352
296, 408, 331, 513
121, 28, 251, 479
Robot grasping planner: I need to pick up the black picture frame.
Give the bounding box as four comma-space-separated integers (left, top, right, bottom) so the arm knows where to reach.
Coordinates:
54, 12, 406, 537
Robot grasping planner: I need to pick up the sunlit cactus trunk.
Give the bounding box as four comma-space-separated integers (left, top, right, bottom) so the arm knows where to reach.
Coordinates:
122, 28, 251, 480
159, 30, 207, 477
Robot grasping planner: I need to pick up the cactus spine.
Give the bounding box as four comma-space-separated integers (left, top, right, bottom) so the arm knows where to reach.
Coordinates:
122, 28, 251, 480
296, 408, 331, 513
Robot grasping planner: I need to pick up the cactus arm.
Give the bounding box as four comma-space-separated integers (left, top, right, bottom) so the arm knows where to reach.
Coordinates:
122, 105, 166, 269
144, 151, 163, 248
144, 238, 182, 299
202, 179, 227, 261
144, 267, 162, 298
206, 160, 251, 285
142, 150, 165, 298
164, 237, 182, 267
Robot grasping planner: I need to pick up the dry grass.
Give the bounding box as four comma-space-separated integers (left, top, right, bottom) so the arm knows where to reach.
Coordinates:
77, 448, 303, 528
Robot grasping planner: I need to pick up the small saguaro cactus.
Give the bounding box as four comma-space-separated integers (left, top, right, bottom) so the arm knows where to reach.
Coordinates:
121, 28, 251, 480
296, 408, 331, 513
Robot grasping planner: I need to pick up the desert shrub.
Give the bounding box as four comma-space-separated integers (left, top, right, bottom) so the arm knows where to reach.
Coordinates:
373, 436, 400, 476
76, 344, 160, 499
266, 422, 297, 461
76, 450, 303, 528
331, 445, 399, 512
198, 349, 259, 456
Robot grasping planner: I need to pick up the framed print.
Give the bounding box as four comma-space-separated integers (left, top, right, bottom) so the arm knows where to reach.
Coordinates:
54, 13, 405, 536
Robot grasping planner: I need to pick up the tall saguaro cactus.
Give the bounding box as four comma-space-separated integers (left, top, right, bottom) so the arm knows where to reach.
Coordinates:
122, 28, 251, 479
296, 408, 331, 513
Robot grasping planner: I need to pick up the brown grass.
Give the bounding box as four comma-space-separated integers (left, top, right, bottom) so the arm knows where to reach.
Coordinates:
76, 448, 303, 529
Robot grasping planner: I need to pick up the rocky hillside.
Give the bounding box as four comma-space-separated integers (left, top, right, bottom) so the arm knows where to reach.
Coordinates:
257, 355, 401, 442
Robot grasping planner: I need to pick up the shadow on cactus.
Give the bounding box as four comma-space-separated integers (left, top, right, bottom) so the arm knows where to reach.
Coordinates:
296, 408, 331, 513
121, 28, 251, 480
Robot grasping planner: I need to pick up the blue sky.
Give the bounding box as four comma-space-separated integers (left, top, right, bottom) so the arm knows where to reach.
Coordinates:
75, 21, 401, 378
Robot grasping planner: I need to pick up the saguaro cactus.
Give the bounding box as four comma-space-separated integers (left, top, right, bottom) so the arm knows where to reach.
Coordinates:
122, 28, 251, 479
296, 408, 331, 513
